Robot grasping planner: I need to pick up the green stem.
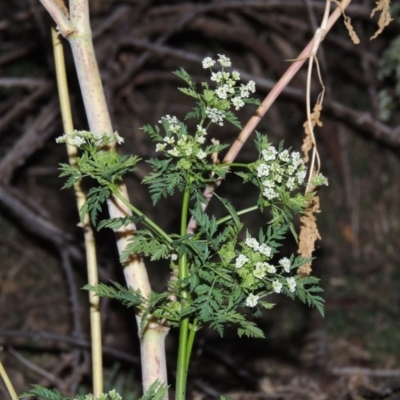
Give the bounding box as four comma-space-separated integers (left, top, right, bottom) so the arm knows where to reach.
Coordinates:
216, 205, 259, 226
111, 187, 172, 244
185, 319, 198, 371
175, 187, 191, 400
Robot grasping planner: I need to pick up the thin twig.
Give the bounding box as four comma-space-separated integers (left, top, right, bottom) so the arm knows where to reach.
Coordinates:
0, 329, 140, 365
7, 346, 64, 387
0, 83, 52, 133
0, 99, 59, 184
60, 250, 82, 338
331, 367, 400, 377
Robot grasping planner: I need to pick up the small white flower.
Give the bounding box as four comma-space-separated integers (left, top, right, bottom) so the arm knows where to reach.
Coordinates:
164, 136, 175, 144
231, 96, 244, 110
218, 54, 232, 67
235, 254, 249, 269
196, 149, 207, 159
205, 107, 224, 126
262, 146, 277, 161
245, 237, 259, 250
240, 84, 250, 98
55, 134, 68, 143
286, 277, 297, 293
265, 264, 276, 274
113, 131, 124, 144
156, 143, 166, 152
171, 253, 178, 261
215, 86, 228, 99
291, 151, 302, 167
196, 136, 206, 144
211, 71, 223, 83
71, 135, 85, 147
246, 80, 256, 93
253, 263, 266, 279
278, 149, 290, 162
202, 57, 216, 69
286, 177, 296, 191
262, 179, 275, 189
287, 164, 296, 175
272, 280, 282, 294
232, 70, 240, 81
258, 244, 272, 257
263, 187, 279, 200
245, 293, 259, 307
279, 257, 291, 273
256, 163, 270, 178
167, 148, 179, 157
296, 169, 307, 185
197, 125, 207, 136
160, 115, 179, 124
226, 78, 236, 87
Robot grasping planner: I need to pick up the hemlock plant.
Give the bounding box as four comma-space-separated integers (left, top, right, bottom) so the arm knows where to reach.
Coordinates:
36, 55, 327, 400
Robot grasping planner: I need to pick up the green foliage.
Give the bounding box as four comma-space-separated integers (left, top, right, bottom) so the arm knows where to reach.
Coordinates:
84, 281, 144, 308
120, 230, 170, 262
295, 276, 325, 317
20, 385, 69, 400
79, 187, 111, 225
138, 381, 168, 400
20, 382, 168, 400
57, 55, 327, 336
56, 54, 328, 400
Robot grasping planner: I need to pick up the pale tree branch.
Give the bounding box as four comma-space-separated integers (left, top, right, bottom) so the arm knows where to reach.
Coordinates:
38, 0, 73, 36
39, 0, 169, 396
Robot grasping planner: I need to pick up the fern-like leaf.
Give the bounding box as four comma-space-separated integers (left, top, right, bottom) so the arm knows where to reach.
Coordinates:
20, 385, 69, 400
84, 281, 144, 308
139, 380, 169, 400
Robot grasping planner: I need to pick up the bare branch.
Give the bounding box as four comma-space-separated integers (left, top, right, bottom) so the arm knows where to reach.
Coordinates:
39, 0, 73, 36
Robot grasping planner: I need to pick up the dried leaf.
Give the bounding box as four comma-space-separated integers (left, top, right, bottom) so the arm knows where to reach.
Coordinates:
297, 195, 321, 275
343, 15, 360, 44
332, 0, 360, 44
370, 0, 393, 39
302, 102, 323, 163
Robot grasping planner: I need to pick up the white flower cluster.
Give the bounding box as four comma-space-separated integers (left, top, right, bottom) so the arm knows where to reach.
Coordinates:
56, 130, 124, 148
245, 293, 259, 307
255, 144, 306, 201
156, 115, 208, 163
279, 257, 291, 273
202, 54, 257, 126
234, 235, 298, 307
205, 107, 225, 126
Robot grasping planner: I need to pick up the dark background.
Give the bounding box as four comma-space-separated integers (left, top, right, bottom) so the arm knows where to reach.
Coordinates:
0, 1, 400, 399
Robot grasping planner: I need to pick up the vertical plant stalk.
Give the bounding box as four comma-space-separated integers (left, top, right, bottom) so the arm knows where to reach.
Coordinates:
175, 188, 191, 400
51, 28, 103, 396
40, 0, 169, 396
0, 359, 18, 400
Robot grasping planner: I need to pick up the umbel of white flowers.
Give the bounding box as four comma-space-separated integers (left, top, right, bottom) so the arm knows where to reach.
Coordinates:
56, 130, 124, 148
